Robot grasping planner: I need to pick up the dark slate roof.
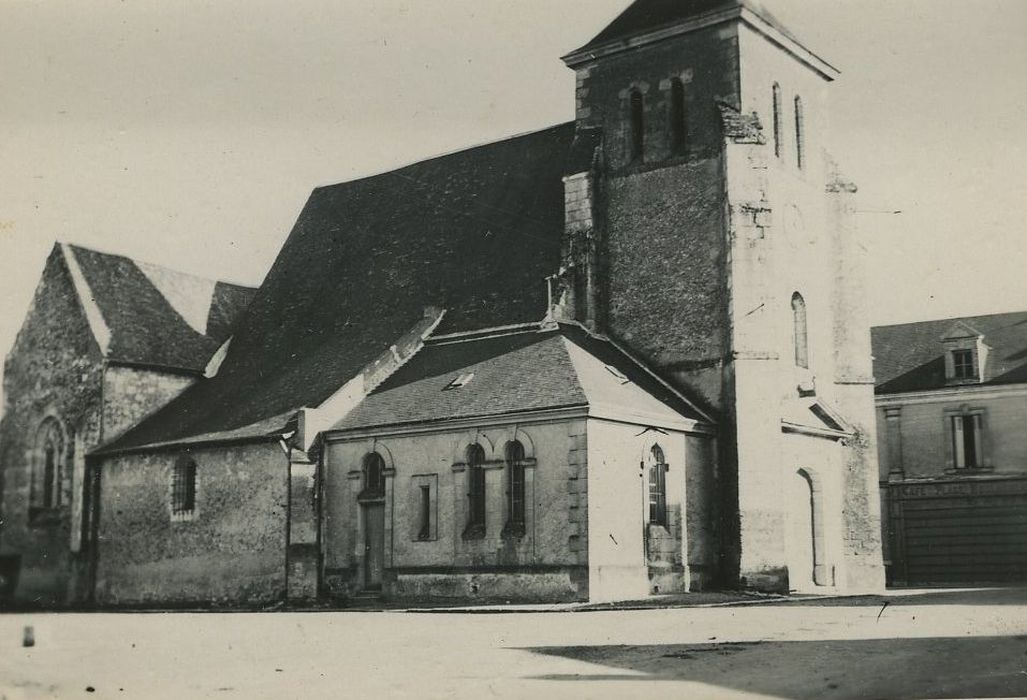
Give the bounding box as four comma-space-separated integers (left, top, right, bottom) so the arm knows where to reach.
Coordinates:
572, 0, 797, 55
68, 244, 256, 371
332, 325, 705, 432
97, 123, 579, 453
872, 311, 1027, 394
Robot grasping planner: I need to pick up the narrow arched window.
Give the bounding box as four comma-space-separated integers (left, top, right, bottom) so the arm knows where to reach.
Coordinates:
506, 441, 526, 531
669, 78, 687, 155
361, 452, 386, 499
794, 95, 805, 169
629, 89, 645, 162
648, 445, 668, 527
31, 418, 64, 514
792, 292, 809, 369
466, 444, 486, 530
772, 83, 783, 158
172, 456, 197, 515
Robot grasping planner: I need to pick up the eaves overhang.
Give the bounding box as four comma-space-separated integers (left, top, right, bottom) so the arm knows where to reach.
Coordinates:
562, 4, 839, 81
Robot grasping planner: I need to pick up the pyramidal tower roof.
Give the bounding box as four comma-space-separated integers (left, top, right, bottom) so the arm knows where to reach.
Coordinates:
565, 0, 831, 76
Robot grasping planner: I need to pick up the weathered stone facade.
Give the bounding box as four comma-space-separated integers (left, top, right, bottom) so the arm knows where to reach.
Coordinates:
0, 247, 104, 605
0, 244, 252, 606
93, 443, 287, 606
2, 1, 886, 608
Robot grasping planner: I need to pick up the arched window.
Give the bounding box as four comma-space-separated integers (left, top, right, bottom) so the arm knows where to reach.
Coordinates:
794, 95, 805, 169
172, 455, 197, 515
629, 89, 645, 162
648, 445, 668, 527
772, 83, 783, 158
466, 444, 486, 530
361, 452, 386, 499
792, 292, 809, 369
669, 78, 687, 155
505, 441, 526, 532
31, 418, 64, 513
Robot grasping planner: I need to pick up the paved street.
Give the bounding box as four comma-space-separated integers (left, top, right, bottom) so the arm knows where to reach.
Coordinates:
2, 588, 1027, 699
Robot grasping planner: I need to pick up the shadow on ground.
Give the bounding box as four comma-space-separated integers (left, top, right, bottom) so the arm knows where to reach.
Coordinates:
522, 635, 1027, 700
782, 587, 1027, 607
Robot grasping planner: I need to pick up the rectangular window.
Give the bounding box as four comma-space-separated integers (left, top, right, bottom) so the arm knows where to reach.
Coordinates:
951, 414, 983, 469
952, 349, 975, 380
417, 485, 431, 540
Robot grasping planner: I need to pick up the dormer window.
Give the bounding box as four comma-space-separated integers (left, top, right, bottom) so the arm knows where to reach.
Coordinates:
941, 321, 987, 384
952, 349, 975, 380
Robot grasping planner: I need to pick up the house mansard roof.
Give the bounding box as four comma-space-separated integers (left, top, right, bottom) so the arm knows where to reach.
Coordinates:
872, 310, 1027, 395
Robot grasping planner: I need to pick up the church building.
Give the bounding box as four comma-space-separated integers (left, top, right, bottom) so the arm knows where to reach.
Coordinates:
0, 0, 886, 607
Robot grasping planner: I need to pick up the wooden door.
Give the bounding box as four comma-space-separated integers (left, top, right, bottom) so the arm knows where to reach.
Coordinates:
363, 503, 385, 590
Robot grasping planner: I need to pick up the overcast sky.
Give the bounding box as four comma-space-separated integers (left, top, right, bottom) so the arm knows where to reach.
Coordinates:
2, 0, 1025, 369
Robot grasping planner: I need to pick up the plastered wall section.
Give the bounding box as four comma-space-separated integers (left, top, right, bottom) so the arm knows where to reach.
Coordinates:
102, 365, 196, 442
93, 442, 287, 606
876, 392, 1027, 479
585, 419, 716, 602
322, 418, 587, 603
781, 432, 845, 593
0, 247, 104, 605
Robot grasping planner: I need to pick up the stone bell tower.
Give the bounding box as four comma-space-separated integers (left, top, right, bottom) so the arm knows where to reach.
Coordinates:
558, 0, 885, 592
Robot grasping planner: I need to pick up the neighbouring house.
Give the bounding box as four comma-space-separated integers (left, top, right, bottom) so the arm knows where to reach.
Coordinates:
0, 243, 255, 605
1, 0, 886, 608
873, 311, 1027, 586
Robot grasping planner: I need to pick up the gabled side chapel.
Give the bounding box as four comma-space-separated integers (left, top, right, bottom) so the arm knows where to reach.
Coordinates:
0, 0, 885, 607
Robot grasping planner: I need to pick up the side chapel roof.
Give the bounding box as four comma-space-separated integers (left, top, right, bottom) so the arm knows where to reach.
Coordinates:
332, 324, 706, 433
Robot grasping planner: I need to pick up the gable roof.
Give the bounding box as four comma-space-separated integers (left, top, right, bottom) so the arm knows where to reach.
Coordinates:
96, 123, 580, 454
331, 324, 706, 433
872, 310, 1027, 395
62, 244, 256, 372
570, 0, 797, 56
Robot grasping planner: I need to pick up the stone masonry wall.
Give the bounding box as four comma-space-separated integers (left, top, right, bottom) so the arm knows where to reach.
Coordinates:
0, 246, 104, 605
102, 365, 197, 443
93, 442, 287, 606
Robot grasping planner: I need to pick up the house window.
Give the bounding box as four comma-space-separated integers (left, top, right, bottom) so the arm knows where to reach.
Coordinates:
360, 452, 386, 499
172, 456, 197, 515
669, 78, 687, 155
794, 95, 805, 170
629, 89, 645, 162
466, 444, 486, 533
772, 83, 783, 158
30, 418, 64, 515
952, 349, 976, 380
951, 414, 984, 469
792, 292, 809, 369
417, 485, 431, 540
648, 445, 668, 527
505, 441, 526, 535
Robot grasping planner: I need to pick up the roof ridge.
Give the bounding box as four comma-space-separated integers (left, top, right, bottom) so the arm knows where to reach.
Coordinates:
62, 241, 257, 291
312, 121, 577, 192
873, 309, 1027, 331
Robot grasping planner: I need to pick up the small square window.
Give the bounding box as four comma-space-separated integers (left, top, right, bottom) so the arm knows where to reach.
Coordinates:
952, 350, 975, 380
